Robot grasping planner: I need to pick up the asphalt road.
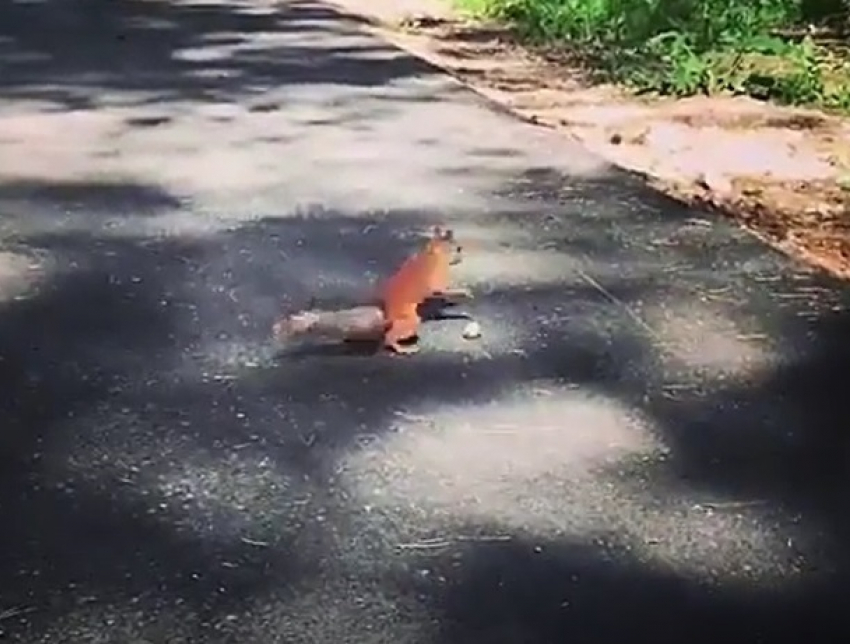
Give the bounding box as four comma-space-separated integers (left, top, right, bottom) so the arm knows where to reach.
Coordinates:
2, 0, 850, 642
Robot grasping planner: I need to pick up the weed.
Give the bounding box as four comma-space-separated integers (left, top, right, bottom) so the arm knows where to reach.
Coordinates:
455, 0, 850, 111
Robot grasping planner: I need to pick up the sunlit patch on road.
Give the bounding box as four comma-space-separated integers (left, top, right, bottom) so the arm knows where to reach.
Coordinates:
338, 382, 817, 587
0, 250, 52, 304
455, 246, 586, 290
207, 581, 438, 644
642, 298, 780, 379
24, 599, 199, 644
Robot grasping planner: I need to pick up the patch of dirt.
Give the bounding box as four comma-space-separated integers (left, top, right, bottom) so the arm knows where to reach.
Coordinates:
328, 0, 850, 279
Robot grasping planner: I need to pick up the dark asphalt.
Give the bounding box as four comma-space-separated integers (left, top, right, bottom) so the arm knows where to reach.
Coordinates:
2, 0, 850, 642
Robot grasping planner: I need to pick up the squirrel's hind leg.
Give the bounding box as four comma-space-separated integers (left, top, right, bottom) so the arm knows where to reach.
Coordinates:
383, 313, 421, 355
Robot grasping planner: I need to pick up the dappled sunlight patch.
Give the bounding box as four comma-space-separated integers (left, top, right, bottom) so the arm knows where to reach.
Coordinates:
455, 245, 584, 289
172, 44, 235, 63
447, 219, 682, 294
641, 298, 779, 378
0, 110, 124, 183
210, 581, 437, 643
123, 208, 252, 238
338, 383, 815, 586
0, 62, 610, 216
27, 599, 199, 644
615, 488, 814, 586
0, 250, 52, 304
339, 383, 662, 526
137, 147, 291, 197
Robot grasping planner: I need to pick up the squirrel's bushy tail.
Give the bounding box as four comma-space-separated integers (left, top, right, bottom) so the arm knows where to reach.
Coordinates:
272, 305, 386, 342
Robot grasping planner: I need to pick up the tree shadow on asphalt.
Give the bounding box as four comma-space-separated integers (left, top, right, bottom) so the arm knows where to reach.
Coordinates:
0, 232, 299, 639
0, 0, 440, 111
0, 178, 186, 225
0, 202, 660, 639
423, 531, 846, 644
2, 2, 847, 641
2, 177, 850, 642
498, 165, 850, 518
415, 166, 850, 643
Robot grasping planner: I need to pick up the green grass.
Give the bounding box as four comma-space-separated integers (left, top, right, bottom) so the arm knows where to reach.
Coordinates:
454, 0, 850, 111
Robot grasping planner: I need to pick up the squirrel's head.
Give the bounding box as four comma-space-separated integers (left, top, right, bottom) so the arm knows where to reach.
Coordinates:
425, 226, 463, 265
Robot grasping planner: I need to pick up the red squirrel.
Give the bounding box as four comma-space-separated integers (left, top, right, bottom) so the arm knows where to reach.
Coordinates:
379, 226, 471, 353
273, 226, 471, 355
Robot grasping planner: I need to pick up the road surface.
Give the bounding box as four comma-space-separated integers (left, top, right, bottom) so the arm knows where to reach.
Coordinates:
1, 0, 850, 642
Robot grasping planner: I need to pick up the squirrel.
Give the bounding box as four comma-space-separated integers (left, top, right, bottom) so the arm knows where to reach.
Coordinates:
379, 225, 471, 354
272, 226, 472, 355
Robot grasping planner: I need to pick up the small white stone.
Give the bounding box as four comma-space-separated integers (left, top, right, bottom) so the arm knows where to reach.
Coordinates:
462, 321, 482, 340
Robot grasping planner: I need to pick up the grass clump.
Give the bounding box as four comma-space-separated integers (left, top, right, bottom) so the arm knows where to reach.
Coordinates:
455, 0, 850, 111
